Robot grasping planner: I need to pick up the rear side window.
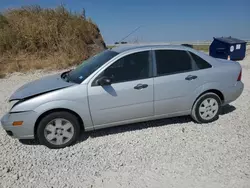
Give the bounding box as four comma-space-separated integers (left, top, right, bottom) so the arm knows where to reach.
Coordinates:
155, 50, 192, 76
189, 52, 212, 69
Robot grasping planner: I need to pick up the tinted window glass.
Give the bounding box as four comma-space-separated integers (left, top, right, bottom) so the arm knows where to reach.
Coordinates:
189, 52, 212, 69
101, 51, 150, 83
155, 50, 192, 76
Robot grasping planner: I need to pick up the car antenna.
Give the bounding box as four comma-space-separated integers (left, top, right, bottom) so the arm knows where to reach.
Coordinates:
110, 25, 142, 49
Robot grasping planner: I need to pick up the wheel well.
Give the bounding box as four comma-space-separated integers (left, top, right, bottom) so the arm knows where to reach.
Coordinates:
34, 108, 84, 138
202, 89, 224, 102
193, 89, 225, 107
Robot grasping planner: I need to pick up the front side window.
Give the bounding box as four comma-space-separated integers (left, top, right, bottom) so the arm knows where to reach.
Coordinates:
99, 51, 151, 83
64, 50, 119, 84
155, 50, 192, 76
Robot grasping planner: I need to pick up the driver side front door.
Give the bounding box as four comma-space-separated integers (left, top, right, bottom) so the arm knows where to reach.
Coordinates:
87, 50, 154, 129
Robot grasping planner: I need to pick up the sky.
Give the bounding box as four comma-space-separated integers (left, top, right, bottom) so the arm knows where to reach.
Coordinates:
0, 0, 249, 44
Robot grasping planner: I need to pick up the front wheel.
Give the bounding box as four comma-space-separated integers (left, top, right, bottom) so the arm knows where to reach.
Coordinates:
191, 92, 221, 123
37, 111, 80, 149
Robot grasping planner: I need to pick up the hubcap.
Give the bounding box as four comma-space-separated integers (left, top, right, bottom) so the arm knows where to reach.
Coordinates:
199, 98, 219, 120
44, 118, 74, 145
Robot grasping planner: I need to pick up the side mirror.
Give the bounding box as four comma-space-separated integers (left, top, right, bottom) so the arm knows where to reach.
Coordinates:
97, 76, 112, 86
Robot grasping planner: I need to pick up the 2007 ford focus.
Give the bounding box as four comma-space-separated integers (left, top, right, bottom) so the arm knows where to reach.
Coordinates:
1, 45, 244, 148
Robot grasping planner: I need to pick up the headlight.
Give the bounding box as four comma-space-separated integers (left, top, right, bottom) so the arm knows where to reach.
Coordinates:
8, 100, 20, 111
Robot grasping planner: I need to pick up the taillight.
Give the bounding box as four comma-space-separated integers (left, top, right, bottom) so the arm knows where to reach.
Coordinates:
237, 70, 242, 81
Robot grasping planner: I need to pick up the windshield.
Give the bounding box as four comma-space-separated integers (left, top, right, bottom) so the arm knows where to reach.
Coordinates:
65, 50, 119, 84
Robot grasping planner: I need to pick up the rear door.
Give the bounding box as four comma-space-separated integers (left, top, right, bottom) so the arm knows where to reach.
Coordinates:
87, 50, 154, 127
153, 49, 209, 116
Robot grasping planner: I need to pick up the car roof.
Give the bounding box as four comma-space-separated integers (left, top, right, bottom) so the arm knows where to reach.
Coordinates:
111, 44, 191, 53
109, 43, 218, 68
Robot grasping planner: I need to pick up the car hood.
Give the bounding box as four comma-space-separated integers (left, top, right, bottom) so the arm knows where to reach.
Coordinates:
9, 73, 76, 101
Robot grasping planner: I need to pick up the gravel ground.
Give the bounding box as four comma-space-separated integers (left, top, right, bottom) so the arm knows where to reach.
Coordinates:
0, 48, 250, 188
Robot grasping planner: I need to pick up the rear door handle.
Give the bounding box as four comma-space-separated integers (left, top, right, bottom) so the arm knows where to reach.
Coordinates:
134, 84, 148, 90
185, 75, 197, 81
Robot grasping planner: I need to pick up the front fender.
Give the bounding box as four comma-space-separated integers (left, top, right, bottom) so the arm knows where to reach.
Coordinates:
34, 100, 93, 131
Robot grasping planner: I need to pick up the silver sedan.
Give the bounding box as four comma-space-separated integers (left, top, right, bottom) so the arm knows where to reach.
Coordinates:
1, 44, 244, 148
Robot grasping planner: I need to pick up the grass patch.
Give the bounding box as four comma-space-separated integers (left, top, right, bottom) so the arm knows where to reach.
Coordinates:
107, 45, 116, 49
0, 72, 6, 78
193, 44, 210, 52
0, 5, 106, 78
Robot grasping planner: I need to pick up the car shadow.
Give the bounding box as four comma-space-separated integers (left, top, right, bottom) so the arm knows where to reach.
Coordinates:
19, 104, 236, 146
103, 85, 117, 97
19, 138, 39, 145
220, 104, 236, 115
78, 115, 192, 142
79, 104, 236, 140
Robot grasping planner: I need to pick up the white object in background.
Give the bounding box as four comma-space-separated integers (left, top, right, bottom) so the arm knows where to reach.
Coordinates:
236, 44, 241, 50
230, 46, 234, 52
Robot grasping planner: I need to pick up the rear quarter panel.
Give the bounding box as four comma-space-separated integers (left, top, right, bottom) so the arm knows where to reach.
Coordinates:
192, 52, 242, 104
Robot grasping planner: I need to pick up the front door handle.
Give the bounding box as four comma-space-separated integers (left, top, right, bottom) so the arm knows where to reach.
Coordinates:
185, 75, 198, 81
134, 84, 148, 90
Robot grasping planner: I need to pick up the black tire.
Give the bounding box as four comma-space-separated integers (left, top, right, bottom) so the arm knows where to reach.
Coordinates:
191, 92, 221, 123
37, 111, 80, 149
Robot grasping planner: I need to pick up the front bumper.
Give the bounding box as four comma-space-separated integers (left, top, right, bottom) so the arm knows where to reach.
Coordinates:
0, 111, 38, 139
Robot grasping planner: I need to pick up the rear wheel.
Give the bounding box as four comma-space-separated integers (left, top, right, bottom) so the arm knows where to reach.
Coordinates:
191, 92, 221, 123
37, 111, 80, 149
